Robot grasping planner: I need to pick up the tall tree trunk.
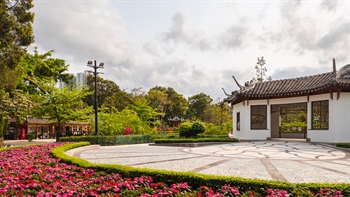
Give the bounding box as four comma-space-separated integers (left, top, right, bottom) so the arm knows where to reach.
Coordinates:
56, 119, 61, 142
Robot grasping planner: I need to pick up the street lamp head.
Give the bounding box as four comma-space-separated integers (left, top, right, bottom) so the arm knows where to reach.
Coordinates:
99, 62, 104, 68
87, 61, 93, 66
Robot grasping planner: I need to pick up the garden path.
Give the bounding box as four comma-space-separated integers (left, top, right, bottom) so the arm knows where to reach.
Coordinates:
77, 141, 350, 183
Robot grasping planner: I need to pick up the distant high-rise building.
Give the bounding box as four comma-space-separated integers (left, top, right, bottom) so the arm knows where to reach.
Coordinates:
75, 71, 89, 87
57, 71, 89, 89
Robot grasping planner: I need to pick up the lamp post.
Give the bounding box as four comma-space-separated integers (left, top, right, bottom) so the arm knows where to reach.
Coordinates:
87, 60, 104, 136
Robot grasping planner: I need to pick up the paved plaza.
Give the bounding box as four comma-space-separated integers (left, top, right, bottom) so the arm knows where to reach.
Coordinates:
76, 141, 350, 183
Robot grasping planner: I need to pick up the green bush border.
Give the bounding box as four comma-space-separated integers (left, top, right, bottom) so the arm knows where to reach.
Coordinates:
336, 143, 350, 149
51, 142, 350, 195
59, 134, 153, 146
154, 138, 238, 143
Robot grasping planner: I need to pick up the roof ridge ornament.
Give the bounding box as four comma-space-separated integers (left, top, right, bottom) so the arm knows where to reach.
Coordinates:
222, 87, 231, 96
232, 75, 244, 90
333, 58, 337, 78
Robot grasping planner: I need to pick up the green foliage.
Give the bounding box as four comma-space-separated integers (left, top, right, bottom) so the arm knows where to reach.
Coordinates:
0, 0, 34, 70
191, 122, 205, 138
33, 85, 93, 141
52, 143, 350, 196
188, 92, 213, 121
59, 134, 153, 146
50, 142, 92, 167
197, 134, 228, 138
336, 143, 350, 148
86, 75, 131, 109
25, 133, 35, 142
130, 97, 162, 125
98, 109, 155, 136
281, 122, 307, 133
102, 90, 132, 113
0, 90, 32, 138
149, 86, 188, 121
17, 48, 73, 94
204, 122, 232, 135
179, 122, 206, 138
202, 101, 232, 130
154, 138, 238, 143
179, 122, 192, 138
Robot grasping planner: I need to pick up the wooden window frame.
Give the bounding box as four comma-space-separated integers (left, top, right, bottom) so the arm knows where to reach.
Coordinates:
250, 105, 267, 130
311, 100, 329, 130
236, 112, 240, 131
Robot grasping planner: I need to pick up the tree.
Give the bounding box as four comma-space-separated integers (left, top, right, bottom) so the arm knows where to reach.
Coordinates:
33, 85, 93, 142
98, 109, 154, 136
179, 122, 192, 138
0, 0, 34, 93
130, 97, 162, 126
0, 0, 34, 70
188, 93, 213, 121
147, 87, 168, 127
102, 90, 132, 113
2, 90, 32, 139
191, 122, 205, 138
255, 56, 271, 82
17, 48, 73, 94
85, 75, 122, 108
165, 87, 188, 120
0, 0, 34, 145
203, 99, 232, 126
0, 92, 12, 145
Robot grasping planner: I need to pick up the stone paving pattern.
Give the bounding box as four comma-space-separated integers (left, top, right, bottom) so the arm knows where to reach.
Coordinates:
78, 141, 350, 183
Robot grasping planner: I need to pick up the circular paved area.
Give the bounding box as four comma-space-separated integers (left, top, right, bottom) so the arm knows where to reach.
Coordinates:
78, 141, 350, 183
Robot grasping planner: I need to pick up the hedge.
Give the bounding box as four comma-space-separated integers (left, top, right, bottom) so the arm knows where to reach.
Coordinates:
197, 134, 229, 138
336, 143, 350, 149
154, 138, 239, 143
59, 134, 153, 146
52, 142, 350, 196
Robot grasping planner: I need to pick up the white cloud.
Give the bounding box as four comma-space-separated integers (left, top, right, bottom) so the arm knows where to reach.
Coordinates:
31, 0, 350, 100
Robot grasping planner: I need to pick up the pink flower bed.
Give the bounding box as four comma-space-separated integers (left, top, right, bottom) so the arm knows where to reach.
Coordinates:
0, 143, 344, 196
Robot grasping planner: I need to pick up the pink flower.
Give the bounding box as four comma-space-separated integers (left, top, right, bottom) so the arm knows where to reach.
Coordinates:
123, 127, 132, 135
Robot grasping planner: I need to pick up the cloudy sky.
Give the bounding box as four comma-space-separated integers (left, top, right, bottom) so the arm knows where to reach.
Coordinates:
31, 0, 349, 100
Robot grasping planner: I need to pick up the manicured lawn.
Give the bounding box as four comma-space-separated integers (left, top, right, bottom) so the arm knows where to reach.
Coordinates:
0, 143, 345, 196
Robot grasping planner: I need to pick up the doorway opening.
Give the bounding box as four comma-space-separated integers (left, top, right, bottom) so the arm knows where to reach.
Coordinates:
271, 102, 307, 139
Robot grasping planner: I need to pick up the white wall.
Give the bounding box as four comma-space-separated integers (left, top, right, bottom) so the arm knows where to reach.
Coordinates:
232, 93, 350, 143
233, 99, 270, 140
331, 92, 350, 143
307, 94, 334, 142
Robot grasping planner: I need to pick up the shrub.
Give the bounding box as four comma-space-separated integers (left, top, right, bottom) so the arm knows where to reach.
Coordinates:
179, 122, 192, 138
26, 133, 35, 142
97, 109, 155, 136
191, 122, 205, 138
154, 138, 239, 143
59, 134, 153, 146
336, 143, 350, 149
204, 122, 233, 136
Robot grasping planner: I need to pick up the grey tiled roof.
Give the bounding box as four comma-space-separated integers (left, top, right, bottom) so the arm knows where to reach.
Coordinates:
244, 72, 335, 96
224, 65, 350, 104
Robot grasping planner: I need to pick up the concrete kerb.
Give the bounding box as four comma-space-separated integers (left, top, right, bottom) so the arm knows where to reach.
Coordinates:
65, 145, 100, 157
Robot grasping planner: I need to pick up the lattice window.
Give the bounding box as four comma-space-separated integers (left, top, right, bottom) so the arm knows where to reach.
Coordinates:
251, 105, 267, 129
312, 100, 329, 130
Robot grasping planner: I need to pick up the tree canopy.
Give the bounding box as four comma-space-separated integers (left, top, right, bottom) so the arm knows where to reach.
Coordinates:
33, 85, 93, 142
188, 92, 213, 121
0, 0, 34, 68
